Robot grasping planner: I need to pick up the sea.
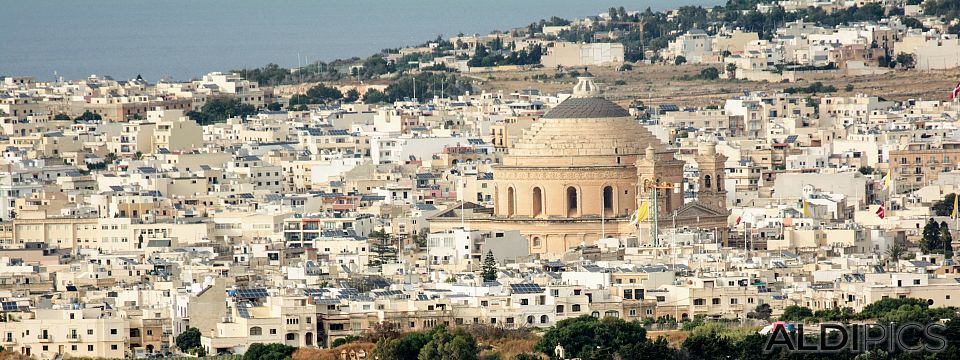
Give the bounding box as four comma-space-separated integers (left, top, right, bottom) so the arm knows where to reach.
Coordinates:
0, 0, 722, 82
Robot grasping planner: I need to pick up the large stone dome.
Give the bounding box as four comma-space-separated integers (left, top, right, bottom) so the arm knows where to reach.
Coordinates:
503, 77, 663, 166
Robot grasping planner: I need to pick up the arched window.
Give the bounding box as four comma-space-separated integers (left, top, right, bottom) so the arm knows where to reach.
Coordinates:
532, 237, 542, 247
717, 174, 723, 191
305, 332, 313, 346
507, 187, 515, 217
566, 187, 578, 216
250, 327, 262, 336
540, 315, 549, 324
602, 186, 614, 211
532, 187, 543, 217
704, 175, 712, 189
591, 311, 600, 318
604, 310, 620, 318
527, 315, 534, 324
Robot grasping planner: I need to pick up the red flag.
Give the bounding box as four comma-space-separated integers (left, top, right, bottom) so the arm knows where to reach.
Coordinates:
876, 203, 885, 219
950, 81, 960, 101
735, 215, 742, 226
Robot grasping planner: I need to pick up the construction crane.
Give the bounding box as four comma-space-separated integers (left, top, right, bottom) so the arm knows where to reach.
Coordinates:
604, 20, 646, 59
643, 178, 677, 246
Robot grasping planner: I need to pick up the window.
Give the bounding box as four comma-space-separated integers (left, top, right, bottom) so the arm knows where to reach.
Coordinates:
532, 187, 543, 217
506, 187, 515, 216
270, 329, 277, 335
88, 345, 94, 352
250, 327, 262, 336
111, 345, 118, 350
572, 304, 581, 312
110, 329, 118, 335
602, 186, 613, 211
566, 187, 578, 215
712, 298, 720, 305
693, 298, 705, 306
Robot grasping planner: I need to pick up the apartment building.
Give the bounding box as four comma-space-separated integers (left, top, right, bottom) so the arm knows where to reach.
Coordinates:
0, 308, 128, 359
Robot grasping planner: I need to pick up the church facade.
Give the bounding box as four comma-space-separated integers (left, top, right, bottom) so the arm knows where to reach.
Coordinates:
430, 78, 729, 256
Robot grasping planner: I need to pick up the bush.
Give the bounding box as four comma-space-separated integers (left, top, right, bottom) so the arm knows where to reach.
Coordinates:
698, 67, 720, 80
779, 305, 814, 321
244, 343, 297, 360
674, 56, 687, 65
175, 327, 201, 352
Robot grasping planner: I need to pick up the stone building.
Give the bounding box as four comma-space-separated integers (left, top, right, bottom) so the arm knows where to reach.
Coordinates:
431, 78, 729, 256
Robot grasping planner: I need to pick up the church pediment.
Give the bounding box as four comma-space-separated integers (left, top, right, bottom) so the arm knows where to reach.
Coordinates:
673, 201, 730, 220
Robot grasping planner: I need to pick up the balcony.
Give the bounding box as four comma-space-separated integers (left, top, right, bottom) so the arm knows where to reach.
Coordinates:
66, 334, 81, 342
37, 334, 52, 342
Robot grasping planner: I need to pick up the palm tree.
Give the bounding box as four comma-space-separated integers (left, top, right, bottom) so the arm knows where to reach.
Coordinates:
886, 239, 906, 272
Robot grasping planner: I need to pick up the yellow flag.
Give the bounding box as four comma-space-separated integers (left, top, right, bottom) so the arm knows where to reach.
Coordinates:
802, 198, 810, 217
637, 202, 650, 222
630, 202, 650, 225
882, 173, 890, 190
952, 194, 958, 220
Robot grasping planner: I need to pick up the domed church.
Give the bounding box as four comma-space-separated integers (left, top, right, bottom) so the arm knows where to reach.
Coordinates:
431, 77, 729, 256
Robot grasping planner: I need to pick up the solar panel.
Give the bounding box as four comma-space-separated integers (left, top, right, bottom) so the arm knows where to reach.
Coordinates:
338, 288, 359, 296
509, 284, 544, 294
236, 302, 253, 318
303, 288, 327, 296
1, 302, 17, 311
416, 294, 429, 301
374, 290, 404, 297
235, 288, 268, 298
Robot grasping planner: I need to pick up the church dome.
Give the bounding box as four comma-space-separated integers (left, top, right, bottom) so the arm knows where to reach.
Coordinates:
503, 77, 662, 164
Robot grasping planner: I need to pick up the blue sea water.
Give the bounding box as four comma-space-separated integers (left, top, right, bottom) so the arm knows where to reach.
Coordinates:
0, 0, 722, 81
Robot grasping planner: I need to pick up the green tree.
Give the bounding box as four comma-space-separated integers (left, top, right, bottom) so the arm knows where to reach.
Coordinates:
373, 330, 431, 360
344, 88, 360, 103
175, 327, 201, 352
940, 221, 954, 257
887, 238, 906, 270
674, 56, 687, 65
243, 343, 298, 360
306, 83, 343, 102
932, 193, 958, 216
896, 53, 916, 69
513, 354, 540, 360
481, 250, 497, 281
922, 218, 942, 254
779, 305, 813, 321
417, 326, 478, 360
266, 102, 282, 111
188, 96, 256, 125
747, 303, 772, 320
534, 316, 652, 360
53, 113, 71, 120
698, 67, 720, 80
413, 231, 428, 248
363, 89, 388, 104
74, 110, 102, 122
725, 63, 737, 77
331, 335, 360, 348
857, 166, 874, 175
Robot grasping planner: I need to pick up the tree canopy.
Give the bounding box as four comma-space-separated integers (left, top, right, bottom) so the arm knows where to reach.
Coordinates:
533, 315, 668, 360
175, 327, 201, 352
243, 343, 297, 360
187, 96, 256, 125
